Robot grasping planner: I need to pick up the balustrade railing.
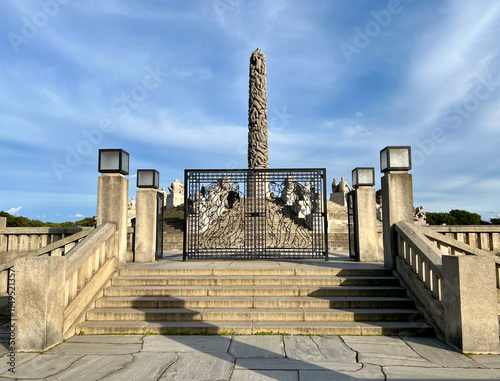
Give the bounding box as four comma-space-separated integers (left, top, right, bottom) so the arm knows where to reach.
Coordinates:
427, 225, 500, 253
63, 223, 116, 335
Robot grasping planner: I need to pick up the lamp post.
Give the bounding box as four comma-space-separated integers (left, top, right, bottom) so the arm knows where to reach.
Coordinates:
97, 149, 129, 268
135, 169, 161, 262
350, 167, 380, 262
380, 146, 414, 268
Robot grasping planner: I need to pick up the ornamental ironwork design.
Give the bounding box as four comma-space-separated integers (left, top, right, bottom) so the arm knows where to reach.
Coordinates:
183, 169, 328, 260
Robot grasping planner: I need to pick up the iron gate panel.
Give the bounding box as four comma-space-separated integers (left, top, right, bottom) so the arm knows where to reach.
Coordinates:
347, 190, 358, 260
183, 169, 328, 260
155, 191, 164, 260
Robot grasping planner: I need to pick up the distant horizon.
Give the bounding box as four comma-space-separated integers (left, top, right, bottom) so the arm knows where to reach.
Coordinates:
1, 1, 499, 223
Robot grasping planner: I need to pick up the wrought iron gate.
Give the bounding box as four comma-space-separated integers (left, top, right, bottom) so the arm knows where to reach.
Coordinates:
347, 190, 358, 260
155, 191, 164, 260
183, 169, 328, 260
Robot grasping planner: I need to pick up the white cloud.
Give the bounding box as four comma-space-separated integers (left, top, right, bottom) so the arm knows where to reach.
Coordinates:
70, 214, 85, 218
6, 206, 22, 216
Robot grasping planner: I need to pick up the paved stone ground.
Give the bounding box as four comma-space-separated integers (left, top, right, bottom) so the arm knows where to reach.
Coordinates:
0, 335, 499, 380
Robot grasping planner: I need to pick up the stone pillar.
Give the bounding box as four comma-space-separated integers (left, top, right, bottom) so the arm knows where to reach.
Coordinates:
0, 217, 6, 229
15, 256, 66, 351
442, 255, 499, 353
135, 188, 158, 262
97, 173, 128, 268
381, 172, 413, 268
354, 187, 380, 262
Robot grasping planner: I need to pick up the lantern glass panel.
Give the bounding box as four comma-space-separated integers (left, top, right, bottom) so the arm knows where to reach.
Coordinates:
381, 149, 388, 172
390, 148, 410, 168
138, 171, 154, 187
358, 168, 374, 185
121, 151, 129, 174
100, 151, 119, 171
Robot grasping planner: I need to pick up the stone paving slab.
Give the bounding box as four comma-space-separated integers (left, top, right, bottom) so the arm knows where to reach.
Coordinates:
402, 336, 482, 368
158, 353, 234, 381
45, 354, 132, 381
284, 336, 356, 362
471, 354, 500, 368
142, 335, 231, 353
46, 342, 142, 355
0, 352, 38, 375
299, 364, 385, 381
235, 358, 361, 371
3, 354, 83, 379
229, 335, 285, 359
99, 352, 177, 381
230, 370, 299, 381
384, 366, 500, 380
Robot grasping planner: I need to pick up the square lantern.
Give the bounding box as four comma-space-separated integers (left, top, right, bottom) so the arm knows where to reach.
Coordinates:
380, 146, 412, 173
352, 167, 375, 188
98, 149, 129, 175
137, 169, 160, 189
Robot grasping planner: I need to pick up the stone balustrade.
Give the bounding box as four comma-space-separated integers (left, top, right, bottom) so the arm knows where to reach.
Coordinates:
0, 227, 94, 295
0, 226, 93, 257
127, 226, 135, 262
394, 221, 499, 353
421, 227, 500, 289
64, 223, 117, 336
427, 225, 500, 253
15, 223, 119, 351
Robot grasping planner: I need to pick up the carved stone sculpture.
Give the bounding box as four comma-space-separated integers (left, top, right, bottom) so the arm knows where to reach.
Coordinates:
338, 177, 351, 193
248, 48, 269, 169
331, 178, 339, 193
168, 179, 184, 194
414, 206, 426, 225
128, 196, 136, 210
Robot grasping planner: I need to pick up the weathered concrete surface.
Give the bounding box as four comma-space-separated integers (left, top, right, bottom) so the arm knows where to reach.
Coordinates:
284, 336, 356, 362
354, 187, 381, 262
158, 353, 234, 381
229, 335, 284, 358
299, 364, 385, 381
135, 188, 158, 263
5, 335, 500, 380
231, 370, 298, 381
99, 352, 177, 381
403, 336, 482, 368
471, 354, 500, 368
46, 342, 142, 355
442, 255, 500, 353
45, 354, 132, 381
384, 366, 500, 380
143, 335, 231, 353
15, 256, 66, 351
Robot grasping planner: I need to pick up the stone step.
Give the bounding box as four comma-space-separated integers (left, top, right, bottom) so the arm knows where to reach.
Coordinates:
75, 320, 433, 336
86, 307, 423, 322
118, 267, 392, 277
103, 285, 406, 297
96, 296, 416, 309
111, 276, 399, 287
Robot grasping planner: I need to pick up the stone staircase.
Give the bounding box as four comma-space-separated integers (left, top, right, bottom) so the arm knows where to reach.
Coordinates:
162, 201, 350, 252
162, 206, 184, 251
76, 266, 433, 336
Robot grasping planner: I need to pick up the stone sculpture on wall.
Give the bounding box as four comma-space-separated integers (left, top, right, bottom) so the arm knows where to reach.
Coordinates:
414, 206, 427, 225
248, 48, 269, 169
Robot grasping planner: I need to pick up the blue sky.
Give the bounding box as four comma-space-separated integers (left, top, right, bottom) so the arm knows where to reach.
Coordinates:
1, 0, 500, 222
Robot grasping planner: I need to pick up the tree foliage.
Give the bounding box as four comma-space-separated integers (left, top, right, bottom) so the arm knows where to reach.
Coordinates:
0, 211, 95, 227
426, 209, 484, 225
